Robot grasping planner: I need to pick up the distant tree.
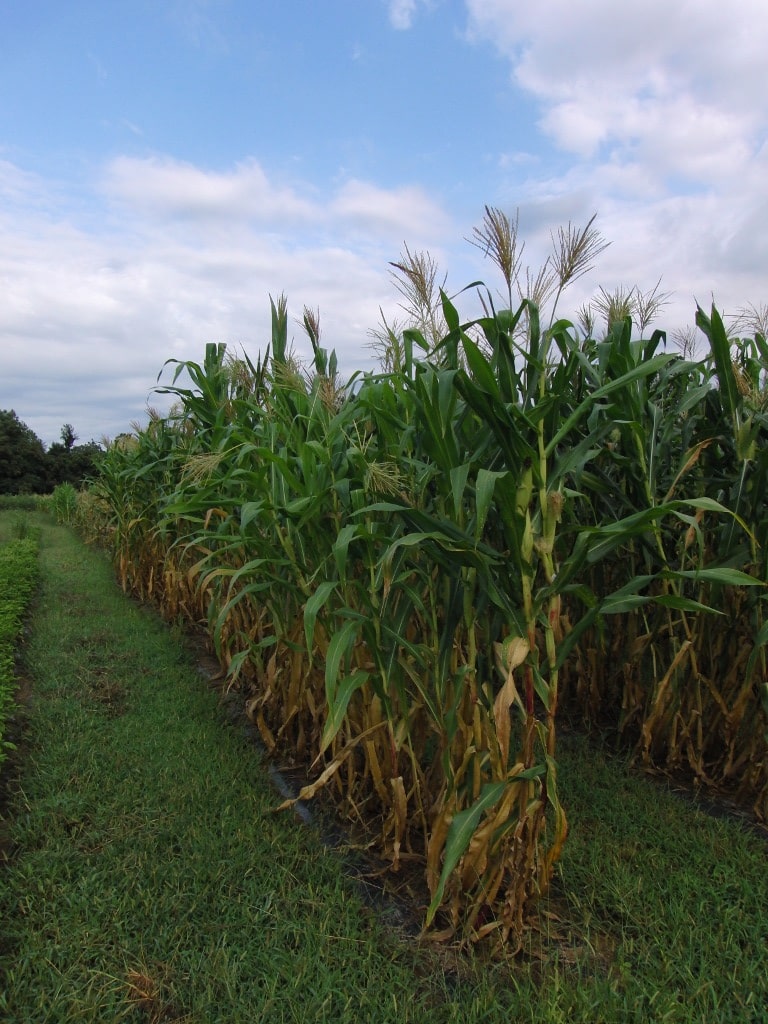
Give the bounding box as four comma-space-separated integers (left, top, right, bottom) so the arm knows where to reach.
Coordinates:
0, 410, 49, 494
60, 423, 77, 451
68, 440, 104, 486
45, 442, 69, 487
46, 424, 103, 489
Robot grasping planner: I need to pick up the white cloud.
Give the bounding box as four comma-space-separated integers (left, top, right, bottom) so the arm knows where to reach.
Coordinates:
331, 178, 451, 242
0, 159, 47, 206
388, 0, 418, 30
104, 156, 319, 225
464, 0, 768, 178
458, 0, 768, 339
0, 157, 456, 446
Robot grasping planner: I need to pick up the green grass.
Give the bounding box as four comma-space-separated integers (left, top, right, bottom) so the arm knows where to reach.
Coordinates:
0, 512, 766, 1022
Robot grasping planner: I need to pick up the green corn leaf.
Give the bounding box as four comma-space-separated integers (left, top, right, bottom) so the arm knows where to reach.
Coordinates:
550, 426, 615, 489
676, 381, 714, 415
284, 496, 314, 517
676, 497, 753, 540
545, 352, 674, 455
653, 594, 723, 614
403, 328, 429, 373
600, 594, 652, 614
304, 581, 337, 653
332, 523, 361, 580
584, 506, 669, 562
225, 647, 252, 683
320, 668, 370, 754
240, 501, 264, 530
426, 781, 506, 926
605, 574, 656, 596
450, 464, 471, 521
462, 335, 501, 398
211, 577, 274, 655
440, 289, 461, 333
426, 768, 546, 926
582, 495, 755, 567
532, 665, 550, 705
677, 496, 731, 514
671, 567, 763, 587
325, 619, 359, 705
362, 501, 500, 557
697, 303, 739, 420
383, 531, 493, 574
736, 417, 759, 462
495, 304, 526, 337
474, 469, 506, 542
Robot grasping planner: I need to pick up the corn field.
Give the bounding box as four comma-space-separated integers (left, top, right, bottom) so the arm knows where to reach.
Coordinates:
83, 212, 768, 949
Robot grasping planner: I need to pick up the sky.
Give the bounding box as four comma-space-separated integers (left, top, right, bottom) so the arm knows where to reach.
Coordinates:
2, 0, 767, 446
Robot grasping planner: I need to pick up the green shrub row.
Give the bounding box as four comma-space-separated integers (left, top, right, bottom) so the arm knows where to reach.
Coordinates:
0, 495, 47, 513
0, 537, 40, 768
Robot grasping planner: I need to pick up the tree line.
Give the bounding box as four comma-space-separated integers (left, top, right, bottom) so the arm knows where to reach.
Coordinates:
0, 409, 103, 494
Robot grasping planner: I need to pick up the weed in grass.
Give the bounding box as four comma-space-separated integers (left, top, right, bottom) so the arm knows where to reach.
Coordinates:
50, 482, 78, 525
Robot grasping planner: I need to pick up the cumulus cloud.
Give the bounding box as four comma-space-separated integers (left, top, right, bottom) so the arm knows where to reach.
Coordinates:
105, 156, 319, 225
103, 156, 450, 245
331, 179, 451, 241
388, 0, 419, 30
459, 0, 768, 336
0, 157, 456, 446
464, 0, 768, 176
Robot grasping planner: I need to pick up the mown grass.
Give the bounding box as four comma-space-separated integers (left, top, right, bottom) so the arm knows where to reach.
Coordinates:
0, 511, 766, 1022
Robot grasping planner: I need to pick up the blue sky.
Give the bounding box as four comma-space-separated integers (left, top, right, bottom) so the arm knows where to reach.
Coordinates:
2, 0, 767, 445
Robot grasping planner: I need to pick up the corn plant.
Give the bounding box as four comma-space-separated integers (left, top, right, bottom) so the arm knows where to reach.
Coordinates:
557, 305, 768, 819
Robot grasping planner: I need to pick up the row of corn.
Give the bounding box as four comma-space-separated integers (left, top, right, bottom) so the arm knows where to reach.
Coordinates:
80, 217, 768, 948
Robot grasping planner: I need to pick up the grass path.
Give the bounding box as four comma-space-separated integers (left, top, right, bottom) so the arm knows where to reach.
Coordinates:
0, 517, 466, 1022
1, 513, 767, 1022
